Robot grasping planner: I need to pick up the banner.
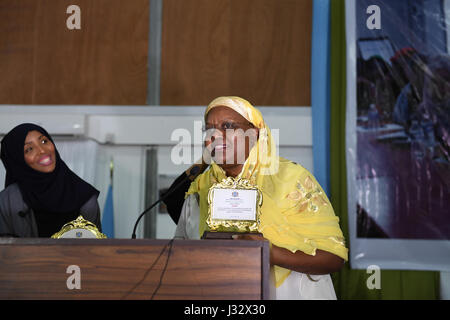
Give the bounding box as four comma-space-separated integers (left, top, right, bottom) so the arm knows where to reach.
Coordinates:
346, 0, 450, 270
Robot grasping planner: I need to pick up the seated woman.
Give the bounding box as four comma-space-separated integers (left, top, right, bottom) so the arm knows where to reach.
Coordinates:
175, 96, 348, 300
0, 123, 101, 237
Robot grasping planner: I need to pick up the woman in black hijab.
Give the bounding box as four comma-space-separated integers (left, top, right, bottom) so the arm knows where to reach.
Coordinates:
0, 123, 101, 237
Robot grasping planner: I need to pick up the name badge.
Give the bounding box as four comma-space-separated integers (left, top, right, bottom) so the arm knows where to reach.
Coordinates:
207, 177, 263, 233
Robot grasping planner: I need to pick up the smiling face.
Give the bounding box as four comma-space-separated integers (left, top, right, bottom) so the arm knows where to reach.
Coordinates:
23, 130, 56, 173
204, 106, 258, 177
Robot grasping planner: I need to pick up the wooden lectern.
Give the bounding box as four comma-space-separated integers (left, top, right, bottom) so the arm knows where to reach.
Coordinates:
0, 238, 270, 300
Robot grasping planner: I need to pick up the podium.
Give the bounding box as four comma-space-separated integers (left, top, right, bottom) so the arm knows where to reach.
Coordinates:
0, 238, 270, 300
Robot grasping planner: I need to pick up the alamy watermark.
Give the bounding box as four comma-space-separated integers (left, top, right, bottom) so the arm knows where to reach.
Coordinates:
366, 264, 381, 290
66, 265, 81, 290
170, 121, 280, 175
366, 5, 381, 30
66, 5, 81, 30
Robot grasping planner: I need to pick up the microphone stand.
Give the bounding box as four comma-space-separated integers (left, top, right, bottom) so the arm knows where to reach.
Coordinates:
131, 166, 201, 239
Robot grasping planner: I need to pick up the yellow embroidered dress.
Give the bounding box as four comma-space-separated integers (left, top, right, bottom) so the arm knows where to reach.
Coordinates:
175, 96, 348, 299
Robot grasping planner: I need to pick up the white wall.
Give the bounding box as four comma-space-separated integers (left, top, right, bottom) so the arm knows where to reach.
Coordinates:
0, 105, 313, 240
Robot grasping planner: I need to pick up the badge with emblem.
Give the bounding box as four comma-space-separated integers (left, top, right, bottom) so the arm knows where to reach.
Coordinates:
203, 177, 263, 239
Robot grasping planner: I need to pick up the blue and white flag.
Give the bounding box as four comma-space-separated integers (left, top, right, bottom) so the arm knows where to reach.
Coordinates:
101, 184, 114, 238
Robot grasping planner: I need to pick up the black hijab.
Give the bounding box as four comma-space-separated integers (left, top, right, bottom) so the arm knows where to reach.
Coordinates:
0, 123, 99, 237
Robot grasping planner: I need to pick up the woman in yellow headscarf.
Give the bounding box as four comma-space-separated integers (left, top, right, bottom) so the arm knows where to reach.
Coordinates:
175, 96, 348, 299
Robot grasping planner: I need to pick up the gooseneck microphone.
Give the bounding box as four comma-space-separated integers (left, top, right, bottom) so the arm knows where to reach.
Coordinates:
131, 166, 200, 239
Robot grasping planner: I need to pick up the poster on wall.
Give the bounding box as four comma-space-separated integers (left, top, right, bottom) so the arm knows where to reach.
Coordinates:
346, 0, 450, 271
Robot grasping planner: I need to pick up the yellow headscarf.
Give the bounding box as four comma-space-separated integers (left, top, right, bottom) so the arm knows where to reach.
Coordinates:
187, 96, 348, 287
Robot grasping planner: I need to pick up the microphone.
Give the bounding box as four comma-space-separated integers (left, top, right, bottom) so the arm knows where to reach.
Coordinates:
131, 166, 200, 239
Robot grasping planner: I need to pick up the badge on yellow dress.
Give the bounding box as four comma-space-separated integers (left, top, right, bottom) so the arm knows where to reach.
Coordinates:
51, 215, 107, 239
204, 177, 263, 238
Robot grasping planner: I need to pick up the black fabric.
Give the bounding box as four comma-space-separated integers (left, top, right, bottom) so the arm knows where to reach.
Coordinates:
163, 172, 191, 224
0, 123, 99, 237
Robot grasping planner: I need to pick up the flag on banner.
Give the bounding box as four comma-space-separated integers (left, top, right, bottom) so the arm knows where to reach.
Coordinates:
102, 184, 114, 238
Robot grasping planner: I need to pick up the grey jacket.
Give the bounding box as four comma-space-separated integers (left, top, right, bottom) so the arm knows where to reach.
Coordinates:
0, 183, 101, 237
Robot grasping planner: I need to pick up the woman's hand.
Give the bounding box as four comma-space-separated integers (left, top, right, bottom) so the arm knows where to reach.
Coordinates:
231, 233, 265, 241
232, 233, 344, 275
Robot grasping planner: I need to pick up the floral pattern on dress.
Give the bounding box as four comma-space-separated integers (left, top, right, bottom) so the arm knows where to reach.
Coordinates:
285, 176, 328, 213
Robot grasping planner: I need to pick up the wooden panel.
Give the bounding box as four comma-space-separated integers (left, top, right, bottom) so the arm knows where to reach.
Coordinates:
161, 0, 312, 106
0, 239, 269, 300
0, 0, 36, 104
0, 0, 149, 104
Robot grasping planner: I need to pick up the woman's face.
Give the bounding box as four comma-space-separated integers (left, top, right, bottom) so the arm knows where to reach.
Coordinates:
23, 130, 56, 173
204, 106, 258, 171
